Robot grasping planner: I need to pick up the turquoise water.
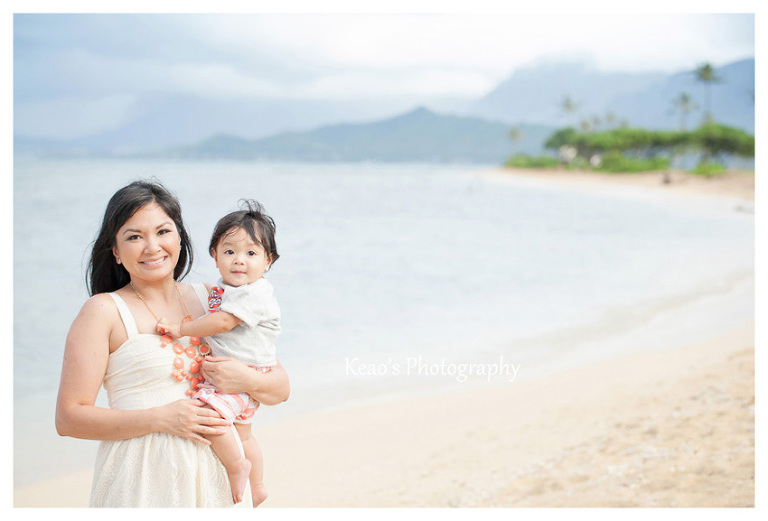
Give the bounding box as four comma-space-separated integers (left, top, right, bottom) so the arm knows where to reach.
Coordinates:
13, 159, 754, 486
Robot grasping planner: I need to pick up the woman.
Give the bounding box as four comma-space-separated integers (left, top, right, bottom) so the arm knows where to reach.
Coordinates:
55, 180, 290, 507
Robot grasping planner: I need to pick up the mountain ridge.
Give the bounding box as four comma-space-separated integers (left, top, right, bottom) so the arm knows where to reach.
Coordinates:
15, 58, 754, 163
165, 107, 553, 164
466, 58, 754, 132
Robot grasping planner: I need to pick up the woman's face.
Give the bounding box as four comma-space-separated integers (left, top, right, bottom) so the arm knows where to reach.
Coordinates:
112, 202, 181, 284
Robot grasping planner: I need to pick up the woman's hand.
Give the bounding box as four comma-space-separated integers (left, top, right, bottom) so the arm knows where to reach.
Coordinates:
199, 356, 252, 394
200, 356, 290, 405
155, 398, 230, 445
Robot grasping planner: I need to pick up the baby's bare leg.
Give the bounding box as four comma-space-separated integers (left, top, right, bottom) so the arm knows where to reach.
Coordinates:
235, 423, 267, 507
203, 405, 251, 504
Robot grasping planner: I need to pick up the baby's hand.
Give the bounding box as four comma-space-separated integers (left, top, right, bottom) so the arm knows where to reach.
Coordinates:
156, 318, 182, 338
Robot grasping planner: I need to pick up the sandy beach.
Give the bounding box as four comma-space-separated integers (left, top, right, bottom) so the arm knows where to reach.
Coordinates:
483, 167, 755, 203
14, 167, 755, 508
266, 326, 755, 507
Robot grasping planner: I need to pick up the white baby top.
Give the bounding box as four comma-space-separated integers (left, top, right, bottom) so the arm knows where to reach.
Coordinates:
207, 277, 281, 367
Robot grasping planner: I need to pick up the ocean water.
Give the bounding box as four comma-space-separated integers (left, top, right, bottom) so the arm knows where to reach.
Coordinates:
13, 159, 754, 486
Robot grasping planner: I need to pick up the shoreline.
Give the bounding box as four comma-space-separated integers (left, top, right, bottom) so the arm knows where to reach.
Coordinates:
266, 325, 755, 507
15, 324, 754, 507
14, 165, 755, 508
481, 166, 755, 204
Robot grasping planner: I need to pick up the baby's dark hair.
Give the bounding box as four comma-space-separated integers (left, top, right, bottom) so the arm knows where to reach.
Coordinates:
209, 200, 279, 266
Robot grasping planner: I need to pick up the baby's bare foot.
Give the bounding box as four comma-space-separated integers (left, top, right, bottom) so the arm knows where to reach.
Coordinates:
228, 458, 252, 504
251, 485, 268, 507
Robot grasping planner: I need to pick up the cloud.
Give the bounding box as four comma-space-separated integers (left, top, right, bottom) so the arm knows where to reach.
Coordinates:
12, 13, 755, 139
300, 68, 496, 100
14, 94, 138, 139
15, 13, 754, 101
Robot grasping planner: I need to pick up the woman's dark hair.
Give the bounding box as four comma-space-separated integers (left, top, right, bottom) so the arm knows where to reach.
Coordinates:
209, 200, 279, 267
86, 180, 194, 296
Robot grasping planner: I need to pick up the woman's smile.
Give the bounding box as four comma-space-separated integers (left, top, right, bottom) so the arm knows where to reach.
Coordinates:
142, 256, 168, 267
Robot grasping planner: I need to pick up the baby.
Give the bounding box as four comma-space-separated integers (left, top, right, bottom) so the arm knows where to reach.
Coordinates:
158, 200, 281, 506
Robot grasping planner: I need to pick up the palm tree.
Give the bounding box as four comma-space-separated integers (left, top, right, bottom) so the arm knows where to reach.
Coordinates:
694, 63, 721, 123
670, 92, 698, 131
666, 92, 700, 184
559, 95, 580, 127
509, 126, 523, 155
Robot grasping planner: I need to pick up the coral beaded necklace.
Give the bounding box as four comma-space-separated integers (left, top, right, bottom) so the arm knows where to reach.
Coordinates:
130, 281, 211, 395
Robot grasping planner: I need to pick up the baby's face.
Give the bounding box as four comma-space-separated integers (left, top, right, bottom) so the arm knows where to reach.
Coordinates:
211, 227, 271, 287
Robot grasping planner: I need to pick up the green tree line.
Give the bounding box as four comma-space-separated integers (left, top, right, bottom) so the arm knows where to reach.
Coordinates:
506, 62, 753, 175
507, 123, 754, 174
544, 123, 754, 160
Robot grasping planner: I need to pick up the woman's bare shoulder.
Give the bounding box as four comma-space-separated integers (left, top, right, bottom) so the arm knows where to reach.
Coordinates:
77, 292, 120, 321
176, 281, 212, 301
66, 292, 124, 350
179, 281, 216, 293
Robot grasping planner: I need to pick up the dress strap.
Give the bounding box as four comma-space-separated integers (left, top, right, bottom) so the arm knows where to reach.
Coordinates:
108, 293, 140, 338
191, 283, 210, 311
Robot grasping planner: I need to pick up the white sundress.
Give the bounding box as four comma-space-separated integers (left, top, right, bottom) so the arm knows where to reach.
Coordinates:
89, 284, 251, 507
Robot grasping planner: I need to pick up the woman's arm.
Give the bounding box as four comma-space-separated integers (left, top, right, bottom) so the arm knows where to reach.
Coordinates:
56, 295, 229, 445
200, 357, 290, 406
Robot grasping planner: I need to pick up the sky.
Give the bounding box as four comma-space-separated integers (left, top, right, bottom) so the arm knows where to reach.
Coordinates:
12, 12, 756, 140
